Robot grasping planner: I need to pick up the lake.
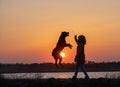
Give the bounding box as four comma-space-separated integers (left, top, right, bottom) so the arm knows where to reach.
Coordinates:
2, 71, 120, 79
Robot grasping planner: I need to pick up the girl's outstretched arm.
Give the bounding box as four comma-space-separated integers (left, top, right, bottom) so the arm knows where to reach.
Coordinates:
74, 35, 78, 44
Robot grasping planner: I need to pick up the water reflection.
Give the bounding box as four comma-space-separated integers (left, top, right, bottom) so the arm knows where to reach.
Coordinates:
58, 74, 68, 78
2, 72, 120, 79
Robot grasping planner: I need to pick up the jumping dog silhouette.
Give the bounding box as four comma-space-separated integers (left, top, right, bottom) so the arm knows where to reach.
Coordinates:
52, 32, 72, 68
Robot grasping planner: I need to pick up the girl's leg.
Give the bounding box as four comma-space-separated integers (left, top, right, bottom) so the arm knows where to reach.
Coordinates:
80, 64, 89, 78
72, 62, 79, 78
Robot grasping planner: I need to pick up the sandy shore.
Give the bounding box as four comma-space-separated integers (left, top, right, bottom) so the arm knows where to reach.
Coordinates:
0, 78, 120, 87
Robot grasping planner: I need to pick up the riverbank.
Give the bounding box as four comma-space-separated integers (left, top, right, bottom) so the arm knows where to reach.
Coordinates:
0, 78, 120, 87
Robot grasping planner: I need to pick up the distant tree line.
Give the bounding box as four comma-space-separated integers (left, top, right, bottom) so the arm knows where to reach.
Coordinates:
0, 61, 120, 73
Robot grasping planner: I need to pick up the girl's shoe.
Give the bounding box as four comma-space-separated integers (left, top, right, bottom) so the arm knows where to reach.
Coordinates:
72, 76, 77, 81
85, 76, 89, 79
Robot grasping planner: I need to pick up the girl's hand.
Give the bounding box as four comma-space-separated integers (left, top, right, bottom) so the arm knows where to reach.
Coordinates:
75, 35, 77, 38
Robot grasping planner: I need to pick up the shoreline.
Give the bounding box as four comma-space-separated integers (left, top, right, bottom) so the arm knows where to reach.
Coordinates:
0, 70, 120, 74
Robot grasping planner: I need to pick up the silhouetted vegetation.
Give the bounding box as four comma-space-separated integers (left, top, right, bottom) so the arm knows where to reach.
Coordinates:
0, 61, 120, 73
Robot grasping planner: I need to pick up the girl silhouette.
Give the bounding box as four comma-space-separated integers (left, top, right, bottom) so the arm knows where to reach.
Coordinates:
72, 35, 89, 80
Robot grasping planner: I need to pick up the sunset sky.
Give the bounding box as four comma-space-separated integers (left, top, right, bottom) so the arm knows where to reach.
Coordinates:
0, 0, 120, 63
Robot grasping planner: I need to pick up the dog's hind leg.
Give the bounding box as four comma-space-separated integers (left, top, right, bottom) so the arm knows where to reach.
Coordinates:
59, 58, 64, 68
55, 59, 59, 68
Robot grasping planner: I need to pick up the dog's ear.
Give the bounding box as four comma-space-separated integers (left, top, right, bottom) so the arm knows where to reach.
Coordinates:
62, 31, 66, 34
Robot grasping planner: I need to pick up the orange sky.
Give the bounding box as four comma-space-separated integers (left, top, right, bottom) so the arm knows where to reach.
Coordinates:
0, 0, 120, 63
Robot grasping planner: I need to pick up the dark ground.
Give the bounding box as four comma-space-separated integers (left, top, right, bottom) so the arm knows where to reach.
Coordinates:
0, 78, 120, 87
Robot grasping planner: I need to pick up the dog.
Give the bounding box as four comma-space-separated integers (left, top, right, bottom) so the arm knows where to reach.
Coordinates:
52, 31, 72, 68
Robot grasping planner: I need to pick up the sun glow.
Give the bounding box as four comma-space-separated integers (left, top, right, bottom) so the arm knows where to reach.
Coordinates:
60, 52, 65, 58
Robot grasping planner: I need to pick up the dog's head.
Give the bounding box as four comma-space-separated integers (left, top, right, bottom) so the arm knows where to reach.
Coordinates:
61, 31, 69, 37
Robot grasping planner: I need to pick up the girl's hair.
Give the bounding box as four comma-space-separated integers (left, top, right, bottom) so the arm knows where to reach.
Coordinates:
78, 35, 86, 45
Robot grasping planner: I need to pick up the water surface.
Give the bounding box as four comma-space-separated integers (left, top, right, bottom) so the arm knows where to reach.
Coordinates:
2, 71, 120, 79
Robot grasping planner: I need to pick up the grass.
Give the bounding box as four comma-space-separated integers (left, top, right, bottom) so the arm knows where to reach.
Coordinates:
105, 73, 120, 79
0, 74, 4, 79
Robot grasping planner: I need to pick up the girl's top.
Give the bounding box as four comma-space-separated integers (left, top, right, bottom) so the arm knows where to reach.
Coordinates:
74, 35, 86, 64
